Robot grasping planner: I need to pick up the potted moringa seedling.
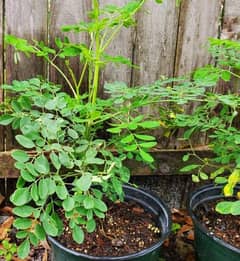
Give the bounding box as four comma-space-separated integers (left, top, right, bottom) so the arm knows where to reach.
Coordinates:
176, 38, 240, 261
0, 0, 204, 260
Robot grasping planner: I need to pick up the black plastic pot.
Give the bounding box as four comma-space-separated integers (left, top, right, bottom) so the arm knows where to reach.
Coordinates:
48, 184, 171, 261
188, 184, 240, 261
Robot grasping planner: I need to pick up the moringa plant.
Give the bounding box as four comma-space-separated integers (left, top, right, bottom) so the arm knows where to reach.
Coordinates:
0, 0, 202, 259
176, 38, 240, 216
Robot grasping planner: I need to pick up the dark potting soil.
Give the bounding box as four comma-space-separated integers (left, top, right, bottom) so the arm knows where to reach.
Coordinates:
195, 199, 240, 249
57, 200, 161, 257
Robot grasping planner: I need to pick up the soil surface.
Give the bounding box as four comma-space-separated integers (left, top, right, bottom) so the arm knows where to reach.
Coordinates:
57, 200, 161, 257
0, 198, 196, 260
195, 199, 240, 249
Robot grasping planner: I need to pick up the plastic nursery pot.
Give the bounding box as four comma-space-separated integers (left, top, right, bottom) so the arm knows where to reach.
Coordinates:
188, 184, 240, 261
48, 184, 171, 261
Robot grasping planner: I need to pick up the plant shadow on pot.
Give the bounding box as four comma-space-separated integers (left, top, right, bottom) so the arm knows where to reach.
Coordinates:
188, 184, 240, 261
48, 185, 171, 261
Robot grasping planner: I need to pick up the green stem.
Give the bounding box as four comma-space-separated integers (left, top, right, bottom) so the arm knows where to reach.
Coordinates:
65, 60, 78, 91
91, 62, 100, 104
229, 71, 240, 79
33, 46, 77, 97
101, 24, 122, 51
91, 0, 101, 105
49, 59, 77, 97
88, 64, 93, 102
77, 61, 88, 96
101, 0, 145, 51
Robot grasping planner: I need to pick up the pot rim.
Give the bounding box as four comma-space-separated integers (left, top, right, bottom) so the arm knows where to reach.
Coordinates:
188, 183, 240, 254
48, 184, 171, 260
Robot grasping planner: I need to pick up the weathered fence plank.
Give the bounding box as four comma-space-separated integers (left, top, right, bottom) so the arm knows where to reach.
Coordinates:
172, 0, 223, 148
5, 0, 48, 150
49, 0, 91, 92
132, 0, 180, 86
174, 0, 223, 76
1, 0, 240, 179
99, 0, 134, 90
0, 0, 4, 152
223, 0, 240, 40
0, 151, 18, 178
130, 0, 180, 147
5, 0, 48, 81
221, 0, 240, 93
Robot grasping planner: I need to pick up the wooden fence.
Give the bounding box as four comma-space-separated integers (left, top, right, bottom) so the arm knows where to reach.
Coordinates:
0, 0, 239, 183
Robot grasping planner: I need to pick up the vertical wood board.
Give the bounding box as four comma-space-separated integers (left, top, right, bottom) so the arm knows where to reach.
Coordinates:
221, 0, 240, 94
5, 0, 48, 150
130, 0, 179, 147
173, 0, 223, 148
224, 0, 240, 17
222, 0, 240, 40
0, 0, 3, 86
99, 0, 134, 92
174, 0, 223, 76
0, 1, 4, 151
132, 0, 180, 86
5, 0, 48, 82
49, 0, 91, 93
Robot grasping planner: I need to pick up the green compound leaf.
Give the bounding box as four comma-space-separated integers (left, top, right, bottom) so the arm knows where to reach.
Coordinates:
10, 188, 31, 206
50, 152, 61, 170
138, 121, 160, 129
13, 206, 34, 218
139, 141, 157, 149
38, 179, 49, 199
75, 174, 92, 192
86, 219, 96, 233
120, 134, 134, 144
34, 154, 50, 174
20, 169, 35, 182
0, 114, 14, 125
139, 149, 154, 163
15, 135, 35, 149
134, 134, 155, 141
56, 185, 68, 200
180, 164, 200, 172
83, 195, 95, 209
35, 224, 46, 240
63, 197, 75, 212
216, 201, 233, 214
41, 213, 59, 237
29, 232, 39, 246
94, 198, 108, 212
231, 200, 240, 215
11, 150, 29, 163
31, 183, 39, 202
199, 172, 208, 181
16, 231, 28, 239
67, 128, 79, 139
14, 218, 32, 230
72, 225, 84, 244
191, 174, 200, 183
17, 239, 30, 259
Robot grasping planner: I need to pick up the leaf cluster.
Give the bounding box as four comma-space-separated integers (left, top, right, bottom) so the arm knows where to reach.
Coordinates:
0, 240, 17, 261
0, 0, 194, 258
0, 71, 211, 258
176, 38, 240, 215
